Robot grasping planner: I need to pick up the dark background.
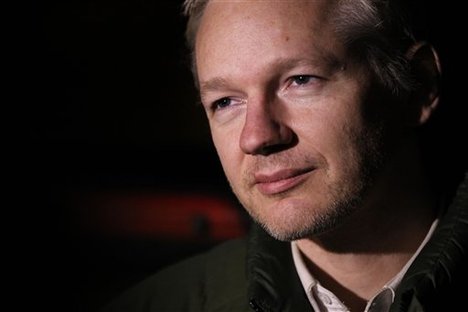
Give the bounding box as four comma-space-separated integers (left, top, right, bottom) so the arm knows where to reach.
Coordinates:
21, 1, 244, 311
19, 1, 467, 312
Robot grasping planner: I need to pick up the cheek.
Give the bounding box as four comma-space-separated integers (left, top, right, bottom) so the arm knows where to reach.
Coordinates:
296, 105, 366, 173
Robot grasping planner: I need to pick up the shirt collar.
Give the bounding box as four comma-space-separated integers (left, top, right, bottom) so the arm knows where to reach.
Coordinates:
291, 217, 439, 311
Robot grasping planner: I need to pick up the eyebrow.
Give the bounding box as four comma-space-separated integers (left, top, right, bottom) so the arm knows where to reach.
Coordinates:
200, 77, 231, 98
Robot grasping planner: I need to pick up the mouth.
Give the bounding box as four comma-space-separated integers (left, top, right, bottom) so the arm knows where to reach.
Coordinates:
254, 167, 315, 195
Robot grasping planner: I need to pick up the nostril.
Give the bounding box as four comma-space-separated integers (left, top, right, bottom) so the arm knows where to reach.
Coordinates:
240, 121, 296, 156
257, 140, 296, 155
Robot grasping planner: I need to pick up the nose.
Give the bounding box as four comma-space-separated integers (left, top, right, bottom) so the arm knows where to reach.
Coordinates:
239, 98, 294, 155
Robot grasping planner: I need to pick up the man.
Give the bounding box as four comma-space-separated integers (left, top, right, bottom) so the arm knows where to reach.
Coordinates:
103, 0, 467, 311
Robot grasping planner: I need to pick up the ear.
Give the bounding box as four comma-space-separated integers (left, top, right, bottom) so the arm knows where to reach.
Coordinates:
406, 42, 442, 126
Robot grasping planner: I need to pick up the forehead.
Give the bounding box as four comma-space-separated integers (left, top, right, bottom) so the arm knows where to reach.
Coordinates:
199, 0, 337, 35
195, 0, 345, 79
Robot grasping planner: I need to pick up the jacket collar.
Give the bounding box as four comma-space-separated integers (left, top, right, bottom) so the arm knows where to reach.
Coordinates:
246, 224, 311, 312
390, 172, 468, 311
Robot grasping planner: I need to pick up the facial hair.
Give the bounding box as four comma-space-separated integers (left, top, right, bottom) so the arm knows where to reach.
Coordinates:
231, 121, 386, 242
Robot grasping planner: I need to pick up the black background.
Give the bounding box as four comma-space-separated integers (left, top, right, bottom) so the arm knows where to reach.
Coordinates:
17, 1, 467, 311
20, 1, 234, 311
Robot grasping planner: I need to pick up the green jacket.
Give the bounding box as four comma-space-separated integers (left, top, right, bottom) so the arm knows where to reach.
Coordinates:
102, 173, 468, 312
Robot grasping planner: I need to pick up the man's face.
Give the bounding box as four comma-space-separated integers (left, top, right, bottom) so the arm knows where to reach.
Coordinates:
195, 0, 395, 240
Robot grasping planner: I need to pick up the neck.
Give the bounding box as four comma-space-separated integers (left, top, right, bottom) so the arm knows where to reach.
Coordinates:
296, 139, 438, 311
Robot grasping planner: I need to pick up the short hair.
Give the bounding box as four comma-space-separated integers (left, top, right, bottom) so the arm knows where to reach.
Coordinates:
182, 0, 428, 94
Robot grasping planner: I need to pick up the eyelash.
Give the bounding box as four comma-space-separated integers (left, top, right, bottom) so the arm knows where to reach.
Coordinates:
290, 75, 319, 86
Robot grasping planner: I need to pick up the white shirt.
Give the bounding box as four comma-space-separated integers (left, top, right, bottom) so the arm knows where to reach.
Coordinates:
291, 218, 439, 312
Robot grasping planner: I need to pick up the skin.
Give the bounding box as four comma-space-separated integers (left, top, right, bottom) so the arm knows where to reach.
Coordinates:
195, 0, 440, 309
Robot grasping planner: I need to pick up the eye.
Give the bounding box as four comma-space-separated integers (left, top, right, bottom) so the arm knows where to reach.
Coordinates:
291, 75, 316, 86
213, 97, 232, 110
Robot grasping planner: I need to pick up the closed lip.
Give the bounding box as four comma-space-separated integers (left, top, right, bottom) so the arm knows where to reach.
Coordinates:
254, 167, 315, 195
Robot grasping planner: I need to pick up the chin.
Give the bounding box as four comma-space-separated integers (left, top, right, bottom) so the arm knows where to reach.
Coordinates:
246, 200, 322, 241
250, 189, 363, 241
